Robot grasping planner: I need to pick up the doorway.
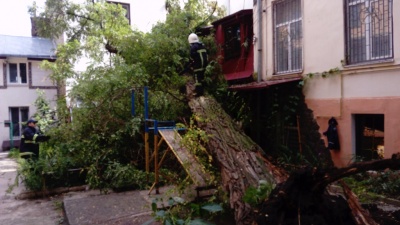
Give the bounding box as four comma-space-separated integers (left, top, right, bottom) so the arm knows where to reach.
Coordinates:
354, 114, 384, 160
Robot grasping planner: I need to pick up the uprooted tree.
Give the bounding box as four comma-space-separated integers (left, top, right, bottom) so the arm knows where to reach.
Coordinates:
185, 81, 400, 225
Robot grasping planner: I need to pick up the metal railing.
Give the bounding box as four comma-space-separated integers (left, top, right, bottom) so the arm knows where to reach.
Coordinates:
1, 121, 15, 150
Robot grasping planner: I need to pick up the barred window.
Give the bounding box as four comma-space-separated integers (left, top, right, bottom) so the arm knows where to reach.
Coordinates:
274, 0, 302, 74
345, 0, 393, 65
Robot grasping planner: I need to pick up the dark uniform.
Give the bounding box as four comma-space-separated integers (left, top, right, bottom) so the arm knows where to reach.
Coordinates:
20, 119, 40, 159
323, 117, 340, 151
189, 42, 208, 96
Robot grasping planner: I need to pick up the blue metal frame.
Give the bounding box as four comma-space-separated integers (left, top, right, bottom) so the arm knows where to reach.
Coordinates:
140, 86, 182, 133
131, 89, 135, 117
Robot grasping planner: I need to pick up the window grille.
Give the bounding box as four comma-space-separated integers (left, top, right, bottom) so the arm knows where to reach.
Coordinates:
273, 0, 302, 74
345, 0, 393, 64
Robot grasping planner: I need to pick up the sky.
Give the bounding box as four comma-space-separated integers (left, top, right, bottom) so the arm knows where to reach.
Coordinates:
0, 0, 252, 36
0, 0, 168, 36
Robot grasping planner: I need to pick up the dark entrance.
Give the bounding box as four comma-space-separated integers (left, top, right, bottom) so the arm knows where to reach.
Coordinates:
355, 114, 384, 160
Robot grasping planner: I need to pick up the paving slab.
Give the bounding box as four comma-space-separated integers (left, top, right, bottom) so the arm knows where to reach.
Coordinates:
63, 190, 155, 225
62, 185, 201, 225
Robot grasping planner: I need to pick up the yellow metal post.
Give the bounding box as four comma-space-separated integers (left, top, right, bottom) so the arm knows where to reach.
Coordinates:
154, 133, 159, 194
145, 132, 149, 182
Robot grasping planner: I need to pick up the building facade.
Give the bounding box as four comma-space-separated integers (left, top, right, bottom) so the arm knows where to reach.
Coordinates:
251, 0, 399, 167
0, 35, 58, 151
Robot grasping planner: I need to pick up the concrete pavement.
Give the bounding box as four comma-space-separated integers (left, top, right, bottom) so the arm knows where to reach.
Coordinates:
0, 151, 196, 225
0, 152, 63, 225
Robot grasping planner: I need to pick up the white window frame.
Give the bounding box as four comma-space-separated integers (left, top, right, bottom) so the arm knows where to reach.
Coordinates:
273, 0, 303, 75
7, 59, 28, 84
346, 0, 393, 64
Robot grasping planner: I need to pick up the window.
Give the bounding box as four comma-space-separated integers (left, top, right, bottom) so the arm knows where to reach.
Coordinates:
10, 107, 29, 137
8, 63, 27, 84
273, 0, 302, 74
345, 0, 393, 64
224, 24, 241, 60
107, 1, 130, 24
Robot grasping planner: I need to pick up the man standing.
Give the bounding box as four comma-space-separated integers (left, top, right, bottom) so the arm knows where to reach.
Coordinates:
188, 33, 208, 97
20, 119, 40, 159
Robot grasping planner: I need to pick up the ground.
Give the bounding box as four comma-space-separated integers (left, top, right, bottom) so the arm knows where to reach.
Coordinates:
2, 151, 400, 225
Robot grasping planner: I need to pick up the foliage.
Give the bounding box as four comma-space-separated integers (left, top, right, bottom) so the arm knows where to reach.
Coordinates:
23, 0, 226, 191
17, 141, 85, 191
300, 67, 341, 86
103, 161, 149, 190
147, 196, 224, 225
7, 148, 21, 159
32, 89, 57, 133
243, 180, 275, 207
343, 170, 400, 202
178, 116, 221, 188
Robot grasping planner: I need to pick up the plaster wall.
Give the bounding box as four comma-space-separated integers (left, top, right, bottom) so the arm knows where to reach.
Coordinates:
31, 61, 55, 87
307, 97, 400, 168
253, 0, 400, 167
0, 58, 57, 150
218, 0, 253, 14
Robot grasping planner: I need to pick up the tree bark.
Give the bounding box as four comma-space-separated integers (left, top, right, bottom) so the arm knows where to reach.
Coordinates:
340, 180, 378, 225
186, 82, 287, 224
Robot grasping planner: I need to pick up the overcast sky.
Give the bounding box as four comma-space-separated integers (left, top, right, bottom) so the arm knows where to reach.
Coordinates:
0, 0, 252, 36
0, 0, 168, 36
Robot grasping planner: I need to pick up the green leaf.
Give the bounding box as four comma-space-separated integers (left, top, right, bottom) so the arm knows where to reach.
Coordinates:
201, 204, 223, 213
190, 219, 213, 225
156, 210, 166, 218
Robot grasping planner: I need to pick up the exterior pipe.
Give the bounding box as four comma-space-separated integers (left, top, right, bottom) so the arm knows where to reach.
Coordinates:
257, 0, 262, 82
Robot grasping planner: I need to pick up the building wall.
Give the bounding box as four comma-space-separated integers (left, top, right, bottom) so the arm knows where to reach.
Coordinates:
218, 0, 253, 14
0, 58, 57, 150
254, 0, 400, 167
31, 61, 55, 87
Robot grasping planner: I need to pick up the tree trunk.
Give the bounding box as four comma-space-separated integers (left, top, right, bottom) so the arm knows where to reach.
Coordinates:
256, 154, 400, 225
186, 82, 287, 224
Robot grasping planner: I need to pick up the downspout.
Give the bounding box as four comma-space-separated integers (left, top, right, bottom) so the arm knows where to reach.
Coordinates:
256, 0, 263, 144
257, 0, 262, 82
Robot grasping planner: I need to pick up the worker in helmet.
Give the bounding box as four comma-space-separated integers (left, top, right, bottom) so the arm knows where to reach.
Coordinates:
20, 119, 40, 159
20, 118, 49, 159
187, 33, 208, 97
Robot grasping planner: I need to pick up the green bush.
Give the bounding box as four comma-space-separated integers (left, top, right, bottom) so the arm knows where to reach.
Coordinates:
103, 161, 149, 191
343, 170, 400, 201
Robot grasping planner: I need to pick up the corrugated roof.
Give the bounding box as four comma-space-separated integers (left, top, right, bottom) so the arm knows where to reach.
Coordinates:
0, 34, 56, 59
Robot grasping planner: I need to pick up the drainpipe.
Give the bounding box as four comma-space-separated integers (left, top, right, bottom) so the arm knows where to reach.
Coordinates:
257, 0, 262, 82
256, 0, 263, 144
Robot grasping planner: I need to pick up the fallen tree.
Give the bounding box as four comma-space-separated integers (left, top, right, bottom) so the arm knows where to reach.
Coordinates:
256, 155, 400, 225
186, 82, 288, 224
185, 81, 400, 225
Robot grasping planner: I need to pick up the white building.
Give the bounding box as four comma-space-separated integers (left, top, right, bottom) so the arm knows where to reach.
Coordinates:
252, 0, 399, 167
0, 34, 58, 150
